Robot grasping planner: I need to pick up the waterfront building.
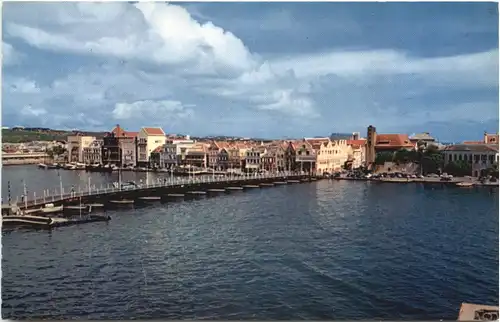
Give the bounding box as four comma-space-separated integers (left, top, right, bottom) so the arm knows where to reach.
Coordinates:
82, 139, 103, 164
442, 144, 499, 177
347, 139, 366, 169
282, 141, 296, 172
152, 140, 178, 169
316, 139, 352, 174
292, 140, 317, 173
179, 143, 208, 168
67, 135, 96, 163
208, 141, 230, 170
120, 133, 138, 167
365, 125, 415, 168
137, 127, 166, 166
226, 144, 242, 170
260, 144, 286, 172
102, 125, 137, 166
243, 147, 262, 172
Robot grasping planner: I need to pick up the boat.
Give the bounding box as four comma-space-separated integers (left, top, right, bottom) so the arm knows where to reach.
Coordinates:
40, 203, 64, 214
63, 205, 90, 216
86, 164, 113, 172
38, 163, 48, 169
2, 215, 53, 229
47, 163, 59, 169
456, 182, 474, 188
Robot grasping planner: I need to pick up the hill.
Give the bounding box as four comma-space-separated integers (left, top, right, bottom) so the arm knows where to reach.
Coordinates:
2, 129, 107, 143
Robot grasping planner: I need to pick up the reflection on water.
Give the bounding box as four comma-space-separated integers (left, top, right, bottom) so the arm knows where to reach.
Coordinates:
2, 168, 498, 319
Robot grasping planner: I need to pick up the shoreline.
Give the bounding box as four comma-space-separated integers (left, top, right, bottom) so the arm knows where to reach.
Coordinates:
332, 176, 499, 187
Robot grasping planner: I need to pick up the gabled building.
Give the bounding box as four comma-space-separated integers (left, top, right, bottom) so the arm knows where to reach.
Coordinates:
102, 124, 138, 166
137, 127, 166, 166
208, 141, 231, 170
292, 139, 317, 173
347, 139, 366, 169
67, 135, 96, 163
82, 139, 103, 164
244, 146, 262, 172
317, 139, 352, 174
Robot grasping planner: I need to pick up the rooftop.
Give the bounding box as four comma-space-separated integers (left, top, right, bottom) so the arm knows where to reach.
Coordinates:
142, 127, 165, 136
443, 144, 499, 153
375, 134, 414, 148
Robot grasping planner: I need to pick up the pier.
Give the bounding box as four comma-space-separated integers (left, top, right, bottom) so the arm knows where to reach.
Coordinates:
3, 173, 313, 213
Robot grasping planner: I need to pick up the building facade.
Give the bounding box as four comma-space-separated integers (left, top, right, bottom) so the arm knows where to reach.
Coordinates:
82, 139, 103, 164
442, 144, 499, 177
136, 127, 166, 166
244, 147, 261, 172
67, 135, 96, 163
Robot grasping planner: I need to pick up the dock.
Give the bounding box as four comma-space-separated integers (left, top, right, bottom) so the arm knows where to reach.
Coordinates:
186, 191, 206, 195
167, 194, 185, 198
138, 196, 162, 202
109, 199, 134, 206
2, 173, 314, 214
207, 189, 226, 193
226, 187, 244, 191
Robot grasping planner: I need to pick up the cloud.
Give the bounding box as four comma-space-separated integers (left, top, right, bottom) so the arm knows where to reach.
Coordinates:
20, 105, 47, 117
2, 42, 22, 66
5, 2, 255, 76
269, 49, 499, 88
112, 99, 194, 122
6, 77, 41, 93
2, 2, 498, 138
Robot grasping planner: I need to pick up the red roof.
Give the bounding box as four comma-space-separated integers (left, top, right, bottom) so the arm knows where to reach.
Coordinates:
142, 127, 165, 136
110, 125, 138, 138
375, 134, 414, 149
347, 139, 366, 146
111, 125, 126, 137
463, 141, 483, 145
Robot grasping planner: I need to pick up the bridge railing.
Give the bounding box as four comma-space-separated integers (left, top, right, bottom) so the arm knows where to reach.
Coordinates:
8, 171, 308, 208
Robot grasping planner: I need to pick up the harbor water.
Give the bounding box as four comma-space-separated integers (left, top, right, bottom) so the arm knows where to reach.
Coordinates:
2, 165, 499, 319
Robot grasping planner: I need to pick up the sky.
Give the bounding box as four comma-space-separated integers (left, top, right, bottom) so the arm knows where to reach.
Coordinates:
2, 2, 499, 141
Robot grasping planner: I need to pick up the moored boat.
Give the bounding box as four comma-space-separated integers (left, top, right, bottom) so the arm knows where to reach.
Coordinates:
456, 182, 474, 188
40, 203, 64, 214
38, 163, 48, 169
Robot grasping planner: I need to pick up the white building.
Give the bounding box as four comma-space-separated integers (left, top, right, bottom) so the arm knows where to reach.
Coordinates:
442, 144, 499, 177
67, 135, 96, 163
137, 127, 166, 165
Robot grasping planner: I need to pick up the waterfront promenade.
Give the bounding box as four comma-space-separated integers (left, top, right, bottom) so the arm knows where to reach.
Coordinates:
3, 172, 312, 211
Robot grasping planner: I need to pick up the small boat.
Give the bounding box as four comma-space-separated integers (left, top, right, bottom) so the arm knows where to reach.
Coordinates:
47, 163, 59, 169
63, 205, 90, 216
456, 182, 474, 188
40, 203, 64, 214
38, 163, 48, 169
108, 199, 134, 207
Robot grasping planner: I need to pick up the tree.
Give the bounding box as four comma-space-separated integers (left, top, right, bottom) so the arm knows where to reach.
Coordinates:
375, 151, 394, 165
443, 160, 471, 177
52, 145, 66, 156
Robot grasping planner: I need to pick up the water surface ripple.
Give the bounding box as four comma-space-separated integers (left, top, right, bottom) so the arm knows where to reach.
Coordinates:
2, 177, 498, 319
